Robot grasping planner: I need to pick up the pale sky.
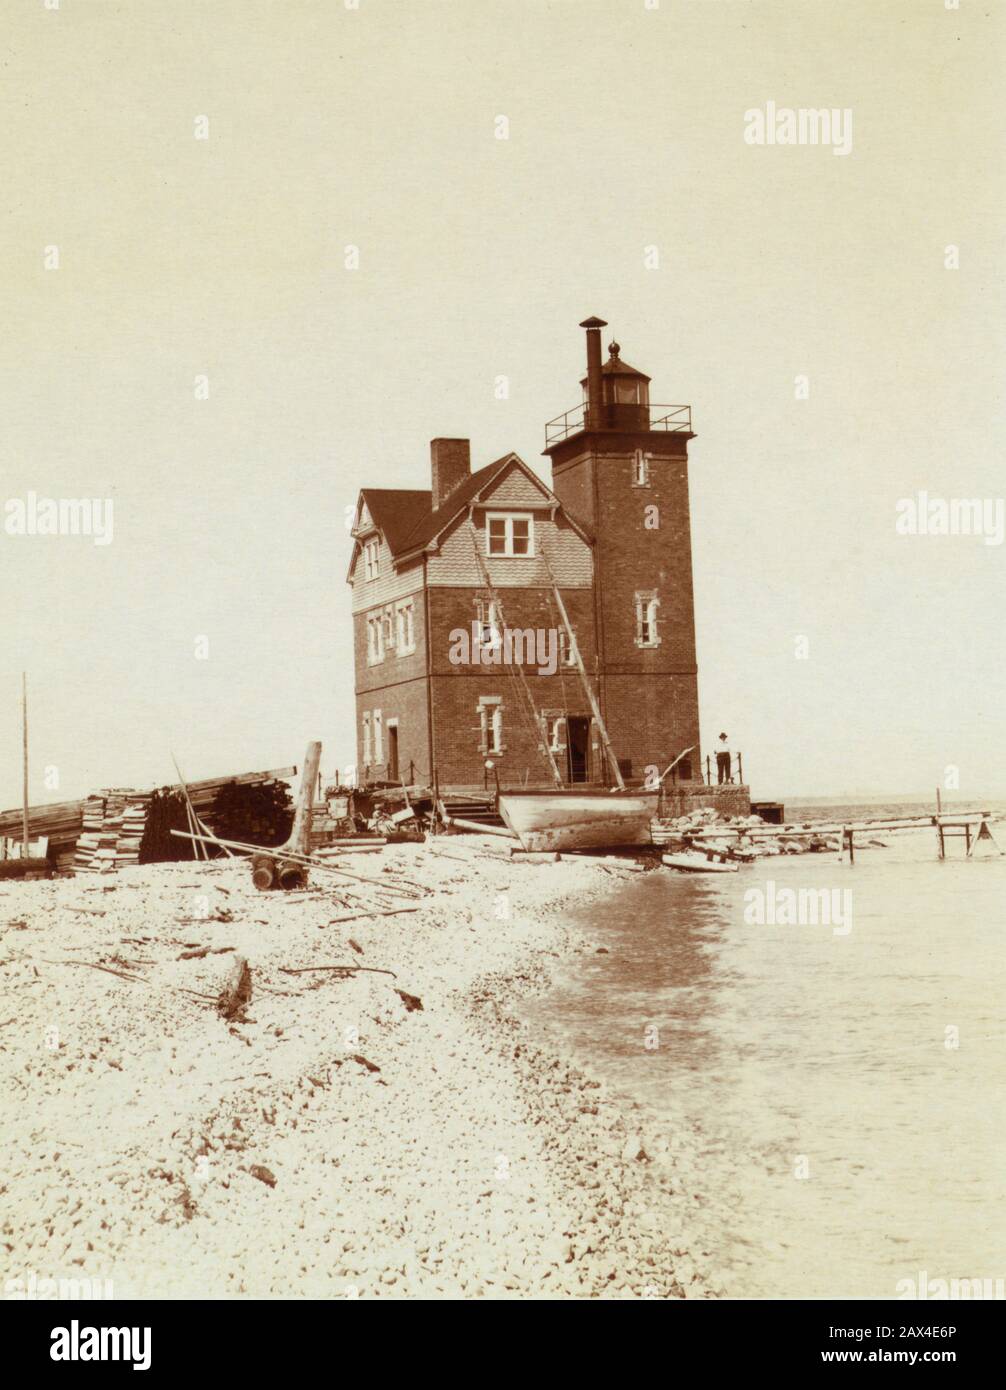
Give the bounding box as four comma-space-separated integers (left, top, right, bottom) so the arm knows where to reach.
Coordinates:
1, 0, 1003, 809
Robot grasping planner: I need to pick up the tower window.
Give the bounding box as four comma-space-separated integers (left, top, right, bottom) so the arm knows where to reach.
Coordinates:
373, 709, 383, 763
632, 449, 650, 486
478, 696, 504, 754
486, 512, 534, 557
635, 590, 660, 648
362, 712, 372, 765
475, 597, 502, 654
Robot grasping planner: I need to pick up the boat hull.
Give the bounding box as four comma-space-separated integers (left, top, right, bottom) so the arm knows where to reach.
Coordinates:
498, 790, 659, 853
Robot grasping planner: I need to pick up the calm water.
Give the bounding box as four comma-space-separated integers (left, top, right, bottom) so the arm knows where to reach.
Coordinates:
523, 801, 1006, 1298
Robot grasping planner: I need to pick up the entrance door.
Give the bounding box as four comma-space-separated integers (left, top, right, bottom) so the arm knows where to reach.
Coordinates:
566, 716, 590, 783
387, 723, 399, 782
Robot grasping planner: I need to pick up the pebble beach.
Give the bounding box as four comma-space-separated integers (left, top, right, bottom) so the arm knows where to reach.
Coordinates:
1, 838, 720, 1300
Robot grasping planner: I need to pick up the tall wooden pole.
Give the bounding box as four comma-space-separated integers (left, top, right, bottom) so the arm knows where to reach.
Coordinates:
537, 547, 626, 791
936, 786, 943, 858
548, 582, 626, 791
288, 741, 322, 856
21, 672, 29, 856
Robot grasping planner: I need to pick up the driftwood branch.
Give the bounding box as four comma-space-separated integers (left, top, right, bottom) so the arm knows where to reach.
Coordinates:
41, 959, 146, 983
277, 964, 398, 979
217, 955, 252, 1020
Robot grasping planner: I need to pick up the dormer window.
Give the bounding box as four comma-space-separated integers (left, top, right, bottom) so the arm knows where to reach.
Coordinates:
486, 512, 533, 557
363, 538, 380, 580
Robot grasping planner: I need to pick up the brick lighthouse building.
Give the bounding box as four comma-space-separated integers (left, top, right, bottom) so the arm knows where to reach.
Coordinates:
347, 317, 722, 800
544, 316, 701, 788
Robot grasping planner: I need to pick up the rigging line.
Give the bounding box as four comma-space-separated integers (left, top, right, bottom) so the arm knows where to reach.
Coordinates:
470, 527, 556, 782
466, 520, 563, 786
543, 576, 574, 778
538, 543, 626, 790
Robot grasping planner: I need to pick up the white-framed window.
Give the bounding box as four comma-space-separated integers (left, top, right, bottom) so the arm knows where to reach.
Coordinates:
486, 512, 533, 557
396, 599, 416, 654
362, 712, 372, 765
363, 537, 381, 580
475, 597, 502, 653
366, 613, 385, 664
546, 714, 566, 752
635, 590, 660, 648
382, 605, 395, 650
632, 449, 650, 486
373, 709, 383, 763
478, 696, 504, 754
558, 629, 578, 667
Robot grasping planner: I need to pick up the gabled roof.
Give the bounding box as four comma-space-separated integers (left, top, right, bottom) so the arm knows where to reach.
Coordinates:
349, 452, 592, 585
396, 454, 527, 556
357, 489, 431, 555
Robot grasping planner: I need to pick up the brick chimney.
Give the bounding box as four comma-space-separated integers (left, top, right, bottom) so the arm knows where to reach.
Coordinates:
430, 438, 471, 511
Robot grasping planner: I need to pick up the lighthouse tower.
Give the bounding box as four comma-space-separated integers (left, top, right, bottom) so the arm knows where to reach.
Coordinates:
544, 317, 701, 783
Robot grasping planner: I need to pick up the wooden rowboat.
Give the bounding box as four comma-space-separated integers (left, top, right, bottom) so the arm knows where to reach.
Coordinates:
662, 851, 739, 874
499, 789, 659, 853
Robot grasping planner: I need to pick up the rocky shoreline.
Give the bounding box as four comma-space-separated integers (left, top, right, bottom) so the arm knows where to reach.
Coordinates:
1, 838, 718, 1300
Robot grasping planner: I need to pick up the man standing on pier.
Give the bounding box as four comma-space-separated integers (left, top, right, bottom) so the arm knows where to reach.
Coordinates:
716, 732, 732, 784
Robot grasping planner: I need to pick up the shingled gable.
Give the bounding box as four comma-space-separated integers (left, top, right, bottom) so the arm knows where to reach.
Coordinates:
394, 452, 591, 561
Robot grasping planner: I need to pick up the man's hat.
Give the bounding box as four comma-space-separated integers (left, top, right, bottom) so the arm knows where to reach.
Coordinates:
718, 731, 728, 739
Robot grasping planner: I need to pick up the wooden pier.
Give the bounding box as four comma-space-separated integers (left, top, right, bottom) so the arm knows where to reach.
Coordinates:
686, 809, 1001, 864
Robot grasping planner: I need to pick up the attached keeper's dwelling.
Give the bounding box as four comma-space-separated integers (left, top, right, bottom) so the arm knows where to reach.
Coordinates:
347, 317, 708, 794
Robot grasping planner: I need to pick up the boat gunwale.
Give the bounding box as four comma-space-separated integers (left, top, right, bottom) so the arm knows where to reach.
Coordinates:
496, 788, 659, 799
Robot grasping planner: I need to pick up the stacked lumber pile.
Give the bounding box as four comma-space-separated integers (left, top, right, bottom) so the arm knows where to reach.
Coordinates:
0, 764, 297, 878
74, 791, 152, 873
208, 778, 294, 853
71, 796, 107, 872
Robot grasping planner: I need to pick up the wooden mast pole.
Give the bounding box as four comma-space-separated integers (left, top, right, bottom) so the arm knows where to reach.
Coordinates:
21, 672, 29, 857
466, 523, 563, 788
656, 745, 696, 787
541, 559, 626, 792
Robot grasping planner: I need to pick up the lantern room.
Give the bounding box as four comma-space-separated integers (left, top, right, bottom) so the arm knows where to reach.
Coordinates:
580, 339, 651, 431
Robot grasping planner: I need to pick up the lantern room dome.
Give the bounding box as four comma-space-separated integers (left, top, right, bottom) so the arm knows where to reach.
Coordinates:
580, 341, 650, 415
